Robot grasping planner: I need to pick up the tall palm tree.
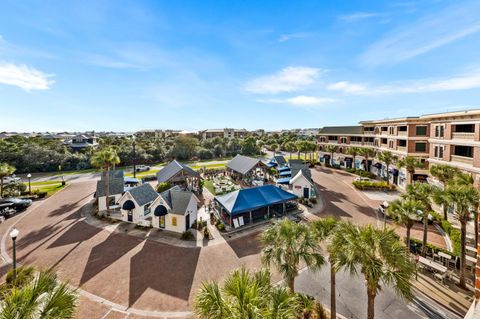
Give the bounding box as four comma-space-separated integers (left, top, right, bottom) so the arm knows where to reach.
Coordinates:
446, 184, 479, 288
0, 271, 77, 319
331, 222, 415, 319
359, 148, 375, 173
388, 199, 423, 250
261, 219, 325, 293
284, 141, 296, 159
0, 163, 16, 198
194, 267, 300, 319
431, 188, 451, 220
324, 145, 337, 166
310, 217, 340, 319
402, 183, 435, 256
90, 148, 120, 215
346, 147, 361, 170
377, 151, 394, 185
295, 140, 306, 160
397, 156, 423, 185
429, 164, 459, 187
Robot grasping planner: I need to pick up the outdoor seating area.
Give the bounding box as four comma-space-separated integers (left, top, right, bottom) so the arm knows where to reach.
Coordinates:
212, 175, 241, 195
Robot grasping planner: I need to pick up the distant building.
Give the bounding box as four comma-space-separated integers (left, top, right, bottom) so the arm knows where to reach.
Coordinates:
65, 134, 98, 150
200, 128, 249, 140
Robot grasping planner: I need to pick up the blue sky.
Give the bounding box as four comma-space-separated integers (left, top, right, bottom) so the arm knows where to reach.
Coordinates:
1, 0, 480, 132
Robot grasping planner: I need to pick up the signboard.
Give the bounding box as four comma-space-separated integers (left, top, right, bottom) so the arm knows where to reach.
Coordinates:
233, 218, 240, 228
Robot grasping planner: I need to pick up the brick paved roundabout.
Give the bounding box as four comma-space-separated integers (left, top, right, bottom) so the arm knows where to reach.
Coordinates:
0, 166, 447, 318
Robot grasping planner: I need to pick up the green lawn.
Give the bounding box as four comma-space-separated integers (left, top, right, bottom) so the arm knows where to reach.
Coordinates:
124, 169, 159, 178
204, 180, 216, 195
189, 163, 226, 170
27, 180, 63, 186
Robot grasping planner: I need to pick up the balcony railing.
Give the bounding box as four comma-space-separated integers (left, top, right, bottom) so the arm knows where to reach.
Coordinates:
451, 155, 474, 165
452, 132, 474, 140
398, 131, 407, 136
397, 146, 407, 152
363, 131, 375, 135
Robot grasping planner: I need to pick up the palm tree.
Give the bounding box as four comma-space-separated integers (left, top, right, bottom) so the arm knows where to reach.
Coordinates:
194, 267, 300, 319
90, 148, 120, 215
0, 271, 77, 318
331, 222, 415, 319
346, 146, 361, 170
388, 199, 423, 250
0, 163, 16, 198
432, 188, 451, 220
429, 164, 459, 187
402, 183, 435, 256
270, 143, 279, 157
295, 140, 306, 159
261, 219, 325, 293
397, 156, 423, 185
359, 148, 375, 173
284, 141, 296, 159
446, 184, 479, 288
311, 217, 340, 319
324, 145, 337, 166
377, 151, 394, 185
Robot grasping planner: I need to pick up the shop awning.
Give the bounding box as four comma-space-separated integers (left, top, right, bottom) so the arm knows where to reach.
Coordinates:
279, 170, 291, 176
278, 166, 290, 172
276, 177, 291, 184
154, 205, 168, 216
122, 200, 135, 210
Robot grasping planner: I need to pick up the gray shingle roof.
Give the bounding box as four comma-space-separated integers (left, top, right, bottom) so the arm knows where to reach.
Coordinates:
156, 160, 200, 183
290, 162, 312, 182
160, 186, 195, 215
227, 155, 265, 175
96, 178, 124, 197
319, 126, 363, 135
273, 155, 287, 166
101, 170, 124, 180
128, 183, 159, 206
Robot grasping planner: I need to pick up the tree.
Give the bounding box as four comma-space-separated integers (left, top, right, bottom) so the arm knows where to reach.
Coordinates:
324, 145, 337, 166
305, 141, 317, 162
402, 183, 435, 256
331, 222, 415, 319
170, 135, 198, 160
270, 143, 279, 157
0, 162, 16, 198
431, 188, 451, 220
90, 148, 120, 215
377, 151, 394, 185
397, 156, 423, 185
284, 141, 297, 159
194, 267, 300, 319
241, 137, 259, 156
261, 219, 325, 293
346, 147, 361, 170
359, 148, 375, 173
429, 164, 459, 186
0, 270, 77, 319
310, 217, 340, 319
387, 199, 423, 250
295, 140, 306, 159
446, 184, 478, 288
156, 182, 171, 193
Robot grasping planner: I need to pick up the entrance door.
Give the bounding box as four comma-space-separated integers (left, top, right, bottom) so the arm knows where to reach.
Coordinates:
185, 214, 190, 231
127, 210, 133, 222
303, 187, 309, 198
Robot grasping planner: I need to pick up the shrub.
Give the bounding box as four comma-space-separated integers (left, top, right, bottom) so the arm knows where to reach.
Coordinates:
36, 191, 48, 198
156, 182, 171, 193
352, 180, 396, 191
5, 265, 35, 287
203, 227, 211, 239
181, 230, 194, 240
430, 212, 461, 256
216, 221, 225, 231
3, 183, 27, 197
142, 175, 157, 182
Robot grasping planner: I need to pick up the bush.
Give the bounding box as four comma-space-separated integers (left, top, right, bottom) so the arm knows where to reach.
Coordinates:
215, 220, 225, 231
142, 175, 157, 182
2, 183, 27, 197
430, 212, 461, 256
36, 191, 48, 198
197, 148, 214, 160
352, 180, 396, 191
203, 227, 211, 239
156, 182, 171, 193
354, 170, 376, 179
181, 230, 194, 240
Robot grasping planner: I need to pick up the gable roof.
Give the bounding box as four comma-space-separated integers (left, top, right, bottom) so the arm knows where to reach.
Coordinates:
290, 162, 312, 182
127, 183, 159, 206
290, 169, 314, 186
156, 160, 200, 183
227, 155, 265, 175
273, 155, 287, 166
160, 186, 196, 215
101, 170, 124, 180
319, 126, 363, 135
215, 185, 297, 216
96, 178, 124, 197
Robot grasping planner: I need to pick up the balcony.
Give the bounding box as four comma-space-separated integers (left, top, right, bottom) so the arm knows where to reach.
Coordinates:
363, 142, 374, 146
397, 146, 407, 152
452, 132, 474, 140
451, 155, 474, 165
350, 141, 363, 145
363, 131, 375, 135
398, 131, 407, 136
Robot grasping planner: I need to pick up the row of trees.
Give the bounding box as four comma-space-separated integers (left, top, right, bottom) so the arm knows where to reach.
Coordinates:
195, 218, 415, 319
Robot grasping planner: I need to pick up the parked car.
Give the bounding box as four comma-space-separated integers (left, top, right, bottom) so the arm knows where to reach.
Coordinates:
354, 176, 371, 182
135, 165, 150, 172
0, 198, 32, 216
1, 176, 21, 184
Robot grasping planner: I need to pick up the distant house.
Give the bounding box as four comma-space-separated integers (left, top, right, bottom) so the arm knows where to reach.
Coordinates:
150, 186, 198, 233
66, 134, 98, 150
95, 178, 124, 211
226, 155, 268, 181
118, 183, 159, 224
156, 160, 202, 192
289, 161, 315, 199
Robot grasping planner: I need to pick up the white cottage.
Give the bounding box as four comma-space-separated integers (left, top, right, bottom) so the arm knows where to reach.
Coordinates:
289, 163, 316, 199
150, 186, 198, 233
118, 183, 159, 224
95, 177, 124, 212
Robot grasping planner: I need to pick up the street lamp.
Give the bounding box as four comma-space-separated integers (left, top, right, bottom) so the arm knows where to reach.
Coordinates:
9, 227, 19, 282
27, 173, 32, 194
132, 135, 137, 179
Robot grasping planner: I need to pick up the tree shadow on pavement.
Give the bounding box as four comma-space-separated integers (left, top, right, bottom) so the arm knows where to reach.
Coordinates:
48, 193, 93, 218
226, 231, 262, 259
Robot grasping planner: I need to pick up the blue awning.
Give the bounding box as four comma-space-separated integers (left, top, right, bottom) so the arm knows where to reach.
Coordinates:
124, 177, 140, 184
154, 205, 168, 216
122, 200, 135, 210
266, 162, 277, 168
279, 170, 291, 176
277, 166, 290, 172
276, 177, 291, 184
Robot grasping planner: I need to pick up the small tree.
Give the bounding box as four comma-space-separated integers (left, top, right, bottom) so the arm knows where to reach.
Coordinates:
0, 163, 16, 198
378, 151, 394, 185
90, 148, 120, 215
398, 156, 423, 185
156, 182, 171, 193
324, 145, 337, 166
346, 147, 361, 170
388, 199, 423, 250
359, 148, 375, 173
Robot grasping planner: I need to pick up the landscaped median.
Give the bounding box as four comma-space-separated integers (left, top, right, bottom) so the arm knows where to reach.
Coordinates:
352, 180, 396, 191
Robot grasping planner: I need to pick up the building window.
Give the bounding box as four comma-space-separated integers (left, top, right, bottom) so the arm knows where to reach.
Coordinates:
435, 125, 445, 138
381, 138, 387, 144
434, 146, 444, 159
389, 127, 394, 135
415, 126, 427, 136
415, 142, 427, 152
172, 216, 177, 226
388, 140, 393, 148
398, 126, 407, 132
340, 137, 347, 144
398, 139, 407, 147
381, 126, 388, 132
454, 145, 474, 158
454, 124, 475, 133
144, 203, 151, 216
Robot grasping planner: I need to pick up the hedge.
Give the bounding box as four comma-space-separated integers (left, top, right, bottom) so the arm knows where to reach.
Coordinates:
352, 180, 396, 191
430, 211, 461, 256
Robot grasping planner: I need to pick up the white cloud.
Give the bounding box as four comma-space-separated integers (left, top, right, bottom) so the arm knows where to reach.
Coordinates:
257, 95, 336, 108
245, 66, 321, 94
360, 2, 480, 66
0, 63, 54, 90
339, 12, 385, 22
327, 69, 480, 96
277, 32, 311, 43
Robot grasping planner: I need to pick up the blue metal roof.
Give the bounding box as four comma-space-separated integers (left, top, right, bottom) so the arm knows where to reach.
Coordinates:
276, 177, 291, 184
266, 162, 276, 168
215, 185, 297, 216
277, 166, 290, 172
279, 170, 291, 176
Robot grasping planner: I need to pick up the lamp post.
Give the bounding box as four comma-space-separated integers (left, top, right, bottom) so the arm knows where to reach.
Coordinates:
132, 135, 137, 179
9, 227, 19, 282
27, 173, 32, 194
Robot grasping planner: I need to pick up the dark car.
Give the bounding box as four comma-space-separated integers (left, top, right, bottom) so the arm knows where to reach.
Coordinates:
0, 198, 32, 217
